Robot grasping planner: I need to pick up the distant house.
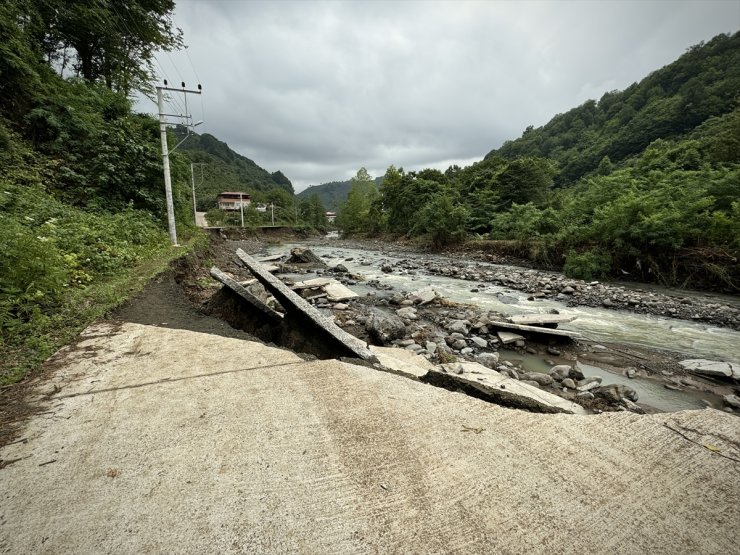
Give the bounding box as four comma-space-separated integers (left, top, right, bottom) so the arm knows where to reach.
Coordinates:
325, 211, 336, 223
217, 192, 251, 211
255, 204, 268, 213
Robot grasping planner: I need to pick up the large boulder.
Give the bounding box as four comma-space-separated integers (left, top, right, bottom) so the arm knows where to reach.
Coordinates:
365, 307, 406, 345
286, 247, 326, 267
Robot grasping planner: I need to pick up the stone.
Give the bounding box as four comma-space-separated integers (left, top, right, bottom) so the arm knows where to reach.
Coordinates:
381, 264, 393, 273
547, 347, 561, 356
723, 394, 740, 409
409, 288, 437, 306
446, 320, 471, 334
576, 391, 594, 400
476, 352, 500, 369
396, 307, 418, 320
397, 339, 415, 347
521, 373, 554, 387
460, 347, 474, 355
425, 341, 438, 354
333, 264, 349, 273
497, 331, 525, 345
333, 303, 348, 310
505, 368, 520, 380
406, 344, 423, 352
521, 380, 541, 388
577, 381, 600, 392
452, 339, 467, 350
622, 398, 645, 414
286, 247, 326, 266
365, 307, 406, 345
549, 365, 572, 381
626, 368, 637, 379
594, 384, 639, 404
470, 336, 488, 349
561, 378, 576, 389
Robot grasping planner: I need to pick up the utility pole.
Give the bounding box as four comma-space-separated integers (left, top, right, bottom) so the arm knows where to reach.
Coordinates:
240, 193, 245, 228
156, 81, 203, 245
190, 162, 205, 226
271, 202, 275, 226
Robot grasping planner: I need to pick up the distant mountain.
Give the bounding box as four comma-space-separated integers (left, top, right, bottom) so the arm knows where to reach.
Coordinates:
172, 126, 294, 210
297, 176, 384, 210
485, 32, 740, 186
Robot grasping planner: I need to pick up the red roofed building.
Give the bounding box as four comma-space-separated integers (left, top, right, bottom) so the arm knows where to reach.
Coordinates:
217, 192, 251, 211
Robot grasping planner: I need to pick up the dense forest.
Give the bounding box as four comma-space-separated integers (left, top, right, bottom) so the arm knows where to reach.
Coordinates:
337, 32, 740, 290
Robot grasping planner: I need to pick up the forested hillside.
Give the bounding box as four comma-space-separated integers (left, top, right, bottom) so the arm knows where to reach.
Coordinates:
297, 176, 384, 210
487, 32, 740, 186
172, 126, 294, 210
0, 0, 197, 383
338, 32, 740, 291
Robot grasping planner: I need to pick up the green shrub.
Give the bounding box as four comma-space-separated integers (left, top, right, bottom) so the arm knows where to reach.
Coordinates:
563, 249, 612, 280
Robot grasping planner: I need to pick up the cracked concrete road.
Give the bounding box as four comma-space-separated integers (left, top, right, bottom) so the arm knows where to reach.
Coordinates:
1, 322, 739, 554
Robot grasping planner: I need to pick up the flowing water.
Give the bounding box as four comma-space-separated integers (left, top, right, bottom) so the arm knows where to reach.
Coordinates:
263, 241, 739, 411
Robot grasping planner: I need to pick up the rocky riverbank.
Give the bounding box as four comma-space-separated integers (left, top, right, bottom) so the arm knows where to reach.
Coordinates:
308, 237, 740, 331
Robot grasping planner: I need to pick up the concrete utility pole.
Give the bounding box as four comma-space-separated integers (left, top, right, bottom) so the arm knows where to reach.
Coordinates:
156, 81, 203, 245
190, 162, 205, 225
271, 202, 275, 226
240, 193, 245, 228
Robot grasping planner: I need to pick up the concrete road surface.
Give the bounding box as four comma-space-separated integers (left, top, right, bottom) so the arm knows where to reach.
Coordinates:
1, 322, 738, 554
195, 211, 207, 227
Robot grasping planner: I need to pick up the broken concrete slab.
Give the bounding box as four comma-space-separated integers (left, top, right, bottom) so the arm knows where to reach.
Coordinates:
293, 278, 335, 290
497, 331, 525, 345
236, 249, 376, 362
427, 362, 587, 415
210, 267, 284, 324
324, 282, 359, 302
257, 254, 284, 263
369, 345, 433, 380
509, 314, 577, 327
487, 319, 582, 339
678, 359, 739, 380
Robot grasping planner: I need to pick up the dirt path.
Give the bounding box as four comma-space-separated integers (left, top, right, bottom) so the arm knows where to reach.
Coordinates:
1, 322, 738, 554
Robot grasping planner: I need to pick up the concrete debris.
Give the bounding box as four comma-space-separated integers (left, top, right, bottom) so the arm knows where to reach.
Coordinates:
210, 266, 284, 323
488, 319, 582, 340
236, 249, 376, 362
497, 331, 525, 345
679, 359, 740, 380
370, 345, 433, 380
408, 287, 438, 306
293, 278, 359, 302
427, 362, 587, 415
508, 314, 577, 327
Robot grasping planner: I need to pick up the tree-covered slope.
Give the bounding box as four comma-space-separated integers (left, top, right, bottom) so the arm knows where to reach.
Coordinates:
172, 127, 294, 210
485, 32, 740, 186
297, 176, 384, 210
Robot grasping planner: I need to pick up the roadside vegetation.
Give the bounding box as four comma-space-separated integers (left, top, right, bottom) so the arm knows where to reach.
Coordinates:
336, 32, 740, 290
0, 0, 202, 384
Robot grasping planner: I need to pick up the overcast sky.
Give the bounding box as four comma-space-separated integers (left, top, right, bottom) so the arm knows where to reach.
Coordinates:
137, 0, 740, 192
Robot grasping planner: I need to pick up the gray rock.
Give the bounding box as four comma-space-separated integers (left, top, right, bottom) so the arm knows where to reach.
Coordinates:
476, 352, 500, 369
396, 307, 418, 320
561, 378, 576, 389
547, 347, 561, 356
470, 336, 488, 349
562, 286, 575, 294
576, 381, 600, 392
505, 368, 520, 380
622, 398, 645, 414
723, 394, 740, 409
460, 347, 474, 355
333, 303, 348, 310
626, 368, 637, 379
446, 320, 471, 334
679, 359, 739, 380
365, 307, 406, 345
425, 341, 438, 354
594, 384, 639, 403
549, 365, 571, 381
397, 339, 415, 347
452, 339, 467, 350
576, 391, 594, 400
333, 264, 349, 273
406, 344, 423, 352
521, 380, 541, 388
522, 373, 554, 387
381, 264, 393, 273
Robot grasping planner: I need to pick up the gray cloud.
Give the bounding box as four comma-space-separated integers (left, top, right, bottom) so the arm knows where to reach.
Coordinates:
138, 0, 740, 191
